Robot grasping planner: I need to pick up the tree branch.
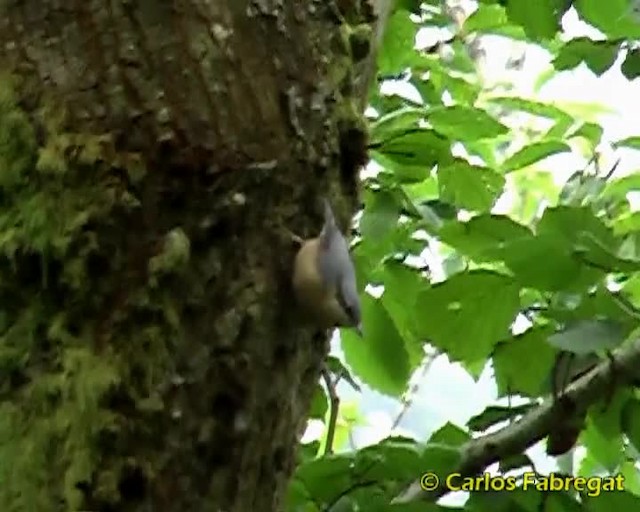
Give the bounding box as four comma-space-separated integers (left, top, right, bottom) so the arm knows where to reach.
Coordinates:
393, 337, 640, 504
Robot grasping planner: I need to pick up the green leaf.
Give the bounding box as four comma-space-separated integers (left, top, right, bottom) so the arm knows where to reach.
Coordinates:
438, 161, 505, 212
546, 287, 640, 333
466, 489, 530, 512
558, 171, 606, 206
381, 261, 430, 367
341, 295, 411, 397
373, 153, 431, 183
543, 492, 583, 512
308, 384, 328, 420
582, 488, 640, 510
378, 10, 418, 75
493, 326, 557, 397
360, 191, 400, 241
485, 96, 573, 123
487, 205, 623, 289
506, 0, 564, 40
501, 141, 571, 172
547, 319, 626, 355
427, 106, 508, 141
429, 422, 471, 446
553, 38, 619, 75
581, 390, 627, 471
464, 4, 509, 33
612, 136, 640, 150
468, 404, 538, 432
297, 440, 321, 464
619, 459, 640, 497
293, 453, 355, 505
567, 122, 603, 147
438, 214, 533, 262
285, 478, 316, 511
621, 398, 640, 454
573, 230, 640, 273
539, 205, 615, 243
370, 108, 424, 146
414, 270, 520, 364
354, 437, 424, 481
420, 442, 462, 479
373, 129, 451, 167
575, 0, 640, 39
622, 48, 640, 79
495, 233, 588, 291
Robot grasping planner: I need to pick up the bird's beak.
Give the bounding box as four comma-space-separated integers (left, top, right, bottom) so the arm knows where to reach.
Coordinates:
354, 323, 363, 337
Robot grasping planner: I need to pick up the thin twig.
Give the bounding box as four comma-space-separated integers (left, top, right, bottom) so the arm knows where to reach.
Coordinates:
391, 349, 439, 430
321, 366, 340, 455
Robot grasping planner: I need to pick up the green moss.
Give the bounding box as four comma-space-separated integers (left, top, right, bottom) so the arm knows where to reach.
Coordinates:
0, 77, 177, 510
349, 24, 372, 62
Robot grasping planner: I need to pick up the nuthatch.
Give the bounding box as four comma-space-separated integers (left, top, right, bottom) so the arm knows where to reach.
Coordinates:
292, 199, 363, 336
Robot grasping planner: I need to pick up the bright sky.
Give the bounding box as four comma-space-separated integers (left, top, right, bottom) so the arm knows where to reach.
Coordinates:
303, 4, 640, 506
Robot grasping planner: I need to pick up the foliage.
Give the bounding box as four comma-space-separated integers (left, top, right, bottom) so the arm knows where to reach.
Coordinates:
289, 1, 640, 510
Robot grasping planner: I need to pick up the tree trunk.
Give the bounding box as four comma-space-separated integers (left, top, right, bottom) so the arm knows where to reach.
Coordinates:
0, 1, 388, 511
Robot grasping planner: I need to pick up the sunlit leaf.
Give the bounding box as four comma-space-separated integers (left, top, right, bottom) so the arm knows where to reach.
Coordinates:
501, 141, 571, 172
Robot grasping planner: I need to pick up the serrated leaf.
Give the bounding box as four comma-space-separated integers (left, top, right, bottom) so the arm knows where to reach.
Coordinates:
371, 108, 424, 146
360, 191, 400, 241
574, 230, 640, 273
341, 295, 411, 397
421, 442, 463, 477
501, 141, 571, 172
612, 136, 640, 150
414, 270, 520, 364
567, 122, 603, 146
373, 129, 451, 167
548, 318, 626, 354
553, 38, 619, 74
427, 106, 508, 141
496, 233, 589, 291
438, 214, 533, 262
293, 453, 355, 505
354, 438, 424, 481
429, 422, 471, 446
381, 261, 430, 367
378, 10, 418, 75
464, 4, 509, 33
486, 96, 573, 123
506, 0, 564, 40
373, 153, 431, 183
575, 0, 640, 39
438, 161, 505, 212
493, 326, 557, 397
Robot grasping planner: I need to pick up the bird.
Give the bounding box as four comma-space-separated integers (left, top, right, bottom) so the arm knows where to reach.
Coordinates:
291, 199, 362, 336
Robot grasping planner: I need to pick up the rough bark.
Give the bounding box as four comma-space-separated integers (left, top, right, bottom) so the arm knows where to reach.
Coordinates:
0, 1, 388, 511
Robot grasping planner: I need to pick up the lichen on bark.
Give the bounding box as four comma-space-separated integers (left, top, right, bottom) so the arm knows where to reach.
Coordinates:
0, 77, 183, 510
